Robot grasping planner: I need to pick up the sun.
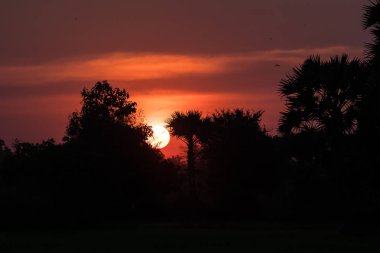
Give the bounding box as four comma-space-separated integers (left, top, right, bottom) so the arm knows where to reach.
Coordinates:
148, 125, 170, 149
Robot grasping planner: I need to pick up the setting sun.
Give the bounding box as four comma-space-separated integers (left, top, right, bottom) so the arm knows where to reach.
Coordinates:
148, 125, 170, 149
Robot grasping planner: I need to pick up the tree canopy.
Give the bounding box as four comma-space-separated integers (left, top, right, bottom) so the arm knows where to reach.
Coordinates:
64, 80, 141, 142
279, 55, 365, 137
363, 0, 380, 64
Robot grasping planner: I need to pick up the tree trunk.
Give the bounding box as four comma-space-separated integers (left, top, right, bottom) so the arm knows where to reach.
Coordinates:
187, 136, 196, 197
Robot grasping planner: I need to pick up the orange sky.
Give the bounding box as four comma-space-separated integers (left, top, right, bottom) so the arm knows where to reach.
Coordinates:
0, 0, 371, 157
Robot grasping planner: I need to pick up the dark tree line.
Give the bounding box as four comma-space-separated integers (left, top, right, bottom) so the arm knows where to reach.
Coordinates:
0, 1, 380, 229
0, 81, 179, 228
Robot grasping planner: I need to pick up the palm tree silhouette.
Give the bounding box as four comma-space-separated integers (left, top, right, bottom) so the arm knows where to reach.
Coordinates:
363, 0, 380, 64
166, 110, 206, 196
279, 55, 365, 140
360, 1, 380, 139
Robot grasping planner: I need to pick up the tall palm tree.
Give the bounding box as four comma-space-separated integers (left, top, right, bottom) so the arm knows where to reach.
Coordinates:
166, 110, 206, 195
363, 0, 380, 64
279, 55, 365, 139
360, 1, 380, 138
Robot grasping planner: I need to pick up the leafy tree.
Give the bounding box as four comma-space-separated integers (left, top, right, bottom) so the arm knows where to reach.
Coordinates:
0, 139, 11, 155
13, 138, 56, 157
64, 80, 142, 142
63, 81, 157, 174
61, 81, 175, 219
0, 82, 182, 228
0, 139, 11, 165
279, 55, 365, 140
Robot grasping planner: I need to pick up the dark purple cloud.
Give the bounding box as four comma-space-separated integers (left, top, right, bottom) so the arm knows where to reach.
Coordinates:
0, 0, 370, 65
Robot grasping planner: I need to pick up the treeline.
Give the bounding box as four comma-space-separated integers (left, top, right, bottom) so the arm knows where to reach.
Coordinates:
0, 1, 380, 229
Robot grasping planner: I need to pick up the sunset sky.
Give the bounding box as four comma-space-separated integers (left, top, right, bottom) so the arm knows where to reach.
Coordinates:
0, 0, 371, 157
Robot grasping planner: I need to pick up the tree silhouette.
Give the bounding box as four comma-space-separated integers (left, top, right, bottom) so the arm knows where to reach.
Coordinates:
354, 1, 380, 224
2, 2, 380, 230
0, 139, 11, 164
359, 1, 380, 140
363, 0, 380, 64
200, 109, 276, 211
0, 82, 185, 228
59, 81, 176, 222
166, 110, 206, 196
64, 80, 142, 142
278, 54, 373, 220
279, 55, 365, 140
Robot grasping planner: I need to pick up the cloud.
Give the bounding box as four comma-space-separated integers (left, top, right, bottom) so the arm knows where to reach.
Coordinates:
0, 46, 364, 86
0, 54, 223, 84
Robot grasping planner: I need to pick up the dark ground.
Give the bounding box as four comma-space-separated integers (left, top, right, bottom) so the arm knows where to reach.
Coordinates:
1, 223, 379, 252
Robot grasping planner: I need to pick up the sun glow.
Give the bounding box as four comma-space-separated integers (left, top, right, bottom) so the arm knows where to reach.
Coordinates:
148, 125, 170, 149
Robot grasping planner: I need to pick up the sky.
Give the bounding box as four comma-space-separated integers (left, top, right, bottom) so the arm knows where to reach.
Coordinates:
0, 0, 371, 157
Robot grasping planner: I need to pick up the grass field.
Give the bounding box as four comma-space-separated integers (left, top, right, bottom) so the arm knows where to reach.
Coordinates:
0, 224, 379, 252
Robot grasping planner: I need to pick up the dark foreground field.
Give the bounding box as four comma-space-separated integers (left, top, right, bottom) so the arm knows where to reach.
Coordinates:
1, 223, 379, 252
